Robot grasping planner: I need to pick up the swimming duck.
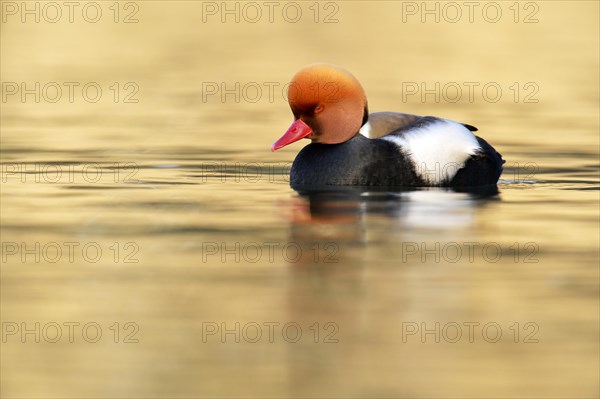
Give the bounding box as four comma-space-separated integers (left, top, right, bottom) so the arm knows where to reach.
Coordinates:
271, 64, 504, 187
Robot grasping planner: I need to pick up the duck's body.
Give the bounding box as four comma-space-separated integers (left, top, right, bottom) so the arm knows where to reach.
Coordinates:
292, 118, 503, 187
272, 65, 504, 187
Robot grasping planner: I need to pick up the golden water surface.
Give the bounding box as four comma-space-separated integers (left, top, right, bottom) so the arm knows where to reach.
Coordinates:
1, 1, 599, 398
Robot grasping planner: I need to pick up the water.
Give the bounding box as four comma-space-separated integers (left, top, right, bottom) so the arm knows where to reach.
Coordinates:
1, 1, 599, 398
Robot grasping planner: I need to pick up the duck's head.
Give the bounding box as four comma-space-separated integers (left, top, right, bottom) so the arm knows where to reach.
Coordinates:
271, 64, 368, 151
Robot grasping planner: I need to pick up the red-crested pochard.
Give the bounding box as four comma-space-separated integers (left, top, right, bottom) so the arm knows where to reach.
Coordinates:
271, 64, 504, 187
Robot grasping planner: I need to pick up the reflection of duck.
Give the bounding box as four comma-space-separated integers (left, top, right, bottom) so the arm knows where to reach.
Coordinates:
288, 186, 499, 248
272, 64, 504, 187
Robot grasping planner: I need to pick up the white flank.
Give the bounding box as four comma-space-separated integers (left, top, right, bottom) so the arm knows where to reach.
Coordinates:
358, 121, 372, 138
381, 118, 482, 185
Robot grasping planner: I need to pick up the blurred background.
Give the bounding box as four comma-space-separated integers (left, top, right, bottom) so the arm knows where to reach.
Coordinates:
1, 1, 599, 398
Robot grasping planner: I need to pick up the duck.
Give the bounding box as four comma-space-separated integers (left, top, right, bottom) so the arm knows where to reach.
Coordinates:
271, 64, 504, 187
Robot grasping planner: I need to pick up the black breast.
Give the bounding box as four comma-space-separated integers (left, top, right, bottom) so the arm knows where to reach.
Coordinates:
290, 134, 424, 187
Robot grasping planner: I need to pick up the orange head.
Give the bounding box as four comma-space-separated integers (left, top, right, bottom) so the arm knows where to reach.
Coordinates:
271, 64, 368, 151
